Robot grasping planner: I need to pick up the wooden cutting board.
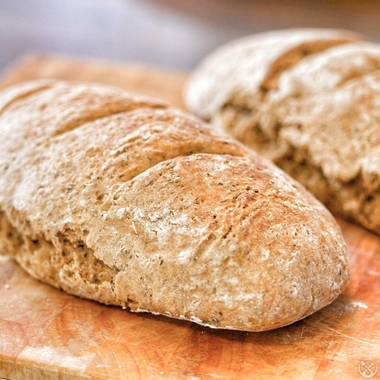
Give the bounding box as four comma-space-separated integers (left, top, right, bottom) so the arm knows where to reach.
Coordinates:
0, 54, 379, 380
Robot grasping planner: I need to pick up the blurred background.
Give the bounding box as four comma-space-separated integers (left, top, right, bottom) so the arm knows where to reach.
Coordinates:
1, 0, 380, 73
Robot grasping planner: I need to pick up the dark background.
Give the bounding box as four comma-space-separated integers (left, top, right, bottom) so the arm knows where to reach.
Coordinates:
1, 0, 380, 73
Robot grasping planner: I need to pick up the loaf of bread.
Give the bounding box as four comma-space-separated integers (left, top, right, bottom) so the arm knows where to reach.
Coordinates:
185, 28, 380, 234
0, 80, 349, 331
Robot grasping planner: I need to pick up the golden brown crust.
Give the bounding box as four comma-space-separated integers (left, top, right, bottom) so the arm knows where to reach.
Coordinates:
185, 29, 380, 234
0, 80, 349, 331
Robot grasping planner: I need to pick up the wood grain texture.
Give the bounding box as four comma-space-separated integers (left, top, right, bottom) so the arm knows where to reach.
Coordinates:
0, 55, 379, 380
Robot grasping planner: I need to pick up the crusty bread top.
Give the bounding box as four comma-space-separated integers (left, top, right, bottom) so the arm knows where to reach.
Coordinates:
271, 41, 380, 98
184, 28, 362, 120
0, 80, 167, 162
269, 70, 380, 183
260, 40, 380, 185
0, 80, 349, 331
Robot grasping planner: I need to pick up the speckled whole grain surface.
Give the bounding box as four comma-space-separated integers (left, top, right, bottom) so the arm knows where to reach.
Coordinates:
185, 28, 380, 235
0, 80, 349, 331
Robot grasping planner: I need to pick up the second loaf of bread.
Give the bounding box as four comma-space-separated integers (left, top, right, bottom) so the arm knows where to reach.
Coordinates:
0, 80, 348, 331
185, 28, 380, 234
